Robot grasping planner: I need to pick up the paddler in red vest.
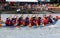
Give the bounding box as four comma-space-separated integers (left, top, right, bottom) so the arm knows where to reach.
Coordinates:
35, 15, 39, 27
29, 14, 34, 27
42, 17, 48, 27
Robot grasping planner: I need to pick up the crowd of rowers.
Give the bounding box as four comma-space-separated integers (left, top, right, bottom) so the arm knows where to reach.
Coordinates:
0, 14, 59, 28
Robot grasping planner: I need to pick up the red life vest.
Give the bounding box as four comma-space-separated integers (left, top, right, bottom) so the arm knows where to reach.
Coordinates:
5, 20, 9, 24
42, 18, 48, 25
29, 18, 33, 27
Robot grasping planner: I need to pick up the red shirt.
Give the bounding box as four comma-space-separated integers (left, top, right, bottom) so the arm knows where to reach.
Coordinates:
5, 20, 10, 25
42, 18, 48, 25
29, 18, 33, 26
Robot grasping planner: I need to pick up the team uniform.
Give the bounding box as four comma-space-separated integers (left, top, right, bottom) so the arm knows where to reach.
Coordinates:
32, 17, 36, 26
29, 18, 33, 27
17, 17, 23, 26
42, 18, 48, 26
36, 18, 39, 27
11, 18, 16, 26
38, 17, 41, 25
25, 17, 29, 26
22, 19, 26, 26
5, 18, 10, 26
48, 17, 53, 24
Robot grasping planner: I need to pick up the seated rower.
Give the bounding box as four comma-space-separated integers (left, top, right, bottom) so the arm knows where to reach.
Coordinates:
0, 17, 3, 27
